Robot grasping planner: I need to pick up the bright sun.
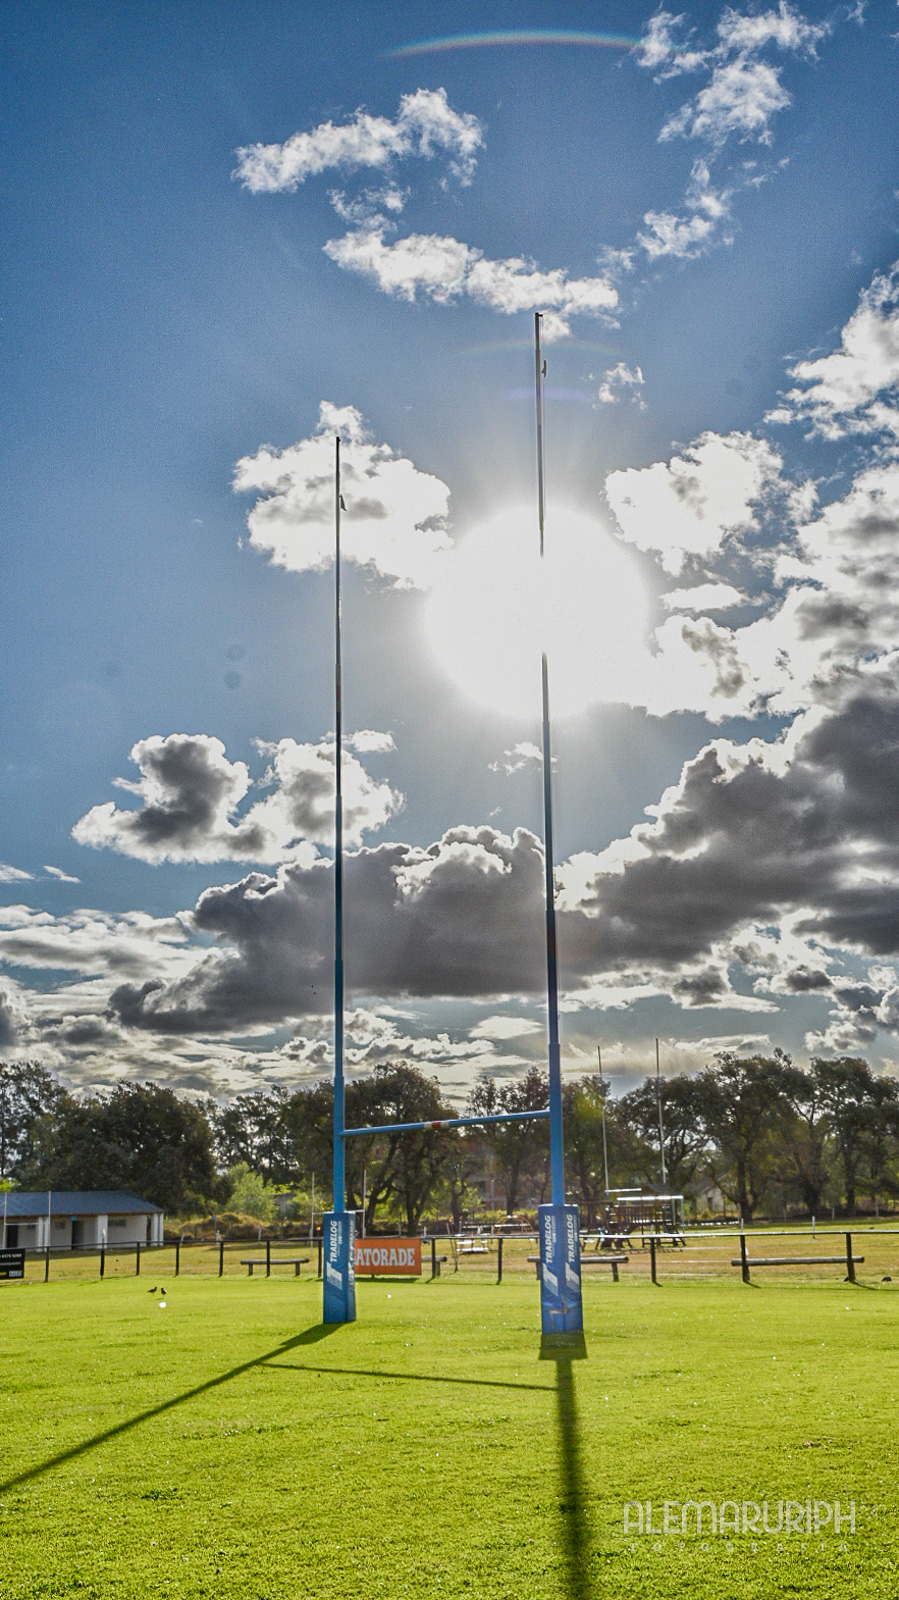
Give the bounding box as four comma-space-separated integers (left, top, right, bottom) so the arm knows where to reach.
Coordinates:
423, 505, 648, 719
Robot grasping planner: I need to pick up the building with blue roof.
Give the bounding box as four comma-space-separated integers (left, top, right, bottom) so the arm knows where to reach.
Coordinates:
0, 1191, 164, 1251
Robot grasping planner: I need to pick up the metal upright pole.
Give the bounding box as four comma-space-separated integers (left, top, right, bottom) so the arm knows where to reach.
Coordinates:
656, 1037, 667, 1189
535, 311, 581, 1336
334, 435, 345, 1219
535, 314, 565, 1208
324, 434, 356, 1323
599, 1045, 610, 1196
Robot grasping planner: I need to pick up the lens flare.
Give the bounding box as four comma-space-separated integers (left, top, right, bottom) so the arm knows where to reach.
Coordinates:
424, 506, 647, 719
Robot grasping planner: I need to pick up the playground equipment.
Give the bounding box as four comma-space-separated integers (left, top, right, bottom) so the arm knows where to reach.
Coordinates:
323, 317, 583, 1332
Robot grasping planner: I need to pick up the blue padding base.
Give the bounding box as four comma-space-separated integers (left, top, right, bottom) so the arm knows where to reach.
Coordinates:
538, 1203, 583, 1334
323, 1210, 356, 1324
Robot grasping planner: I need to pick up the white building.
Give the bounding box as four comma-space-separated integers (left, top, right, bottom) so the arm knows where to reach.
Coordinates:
0, 1191, 164, 1250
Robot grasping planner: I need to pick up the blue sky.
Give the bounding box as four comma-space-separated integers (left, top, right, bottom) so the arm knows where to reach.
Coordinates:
3, 1, 899, 1102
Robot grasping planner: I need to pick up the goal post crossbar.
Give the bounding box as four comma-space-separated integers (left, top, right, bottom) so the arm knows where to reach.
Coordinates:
342, 1109, 551, 1139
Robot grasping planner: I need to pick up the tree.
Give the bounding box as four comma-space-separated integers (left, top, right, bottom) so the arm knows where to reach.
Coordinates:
347, 1064, 455, 1233
466, 1068, 550, 1213
812, 1057, 899, 1215
225, 1162, 276, 1222
617, 1074, 708, 1197
33, 1082, 220, 1213
0, 1061, 71, 1182
696, 1053, 795, 1223
767, 1064, 834, 1217
211, 1090, 293, 1184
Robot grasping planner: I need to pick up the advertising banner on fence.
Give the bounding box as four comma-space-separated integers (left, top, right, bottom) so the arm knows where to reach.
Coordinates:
0, 1248, 25, 1280
355, 1238, 422, 1276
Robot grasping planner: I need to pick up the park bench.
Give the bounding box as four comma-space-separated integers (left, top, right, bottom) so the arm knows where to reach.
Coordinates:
529, 1254, 629, 1283
450, 1237, 491, 1270
241, 1257, 310, 1277
732, 1233, 863, 1283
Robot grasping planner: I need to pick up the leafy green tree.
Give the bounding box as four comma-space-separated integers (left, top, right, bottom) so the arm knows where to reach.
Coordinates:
0, 1061, 71, 1182
696, 1052, 795, 1223
466, 1068, 550, 1213
812, 1057, 899, 1215
224, 1162, 276, 1222
32, 1081, 221, 1213
617, 1074, 708, 1197
211, 1089, 293, 1184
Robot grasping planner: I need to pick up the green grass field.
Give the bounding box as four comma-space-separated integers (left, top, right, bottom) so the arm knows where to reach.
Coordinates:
2, 1269, 898, 1598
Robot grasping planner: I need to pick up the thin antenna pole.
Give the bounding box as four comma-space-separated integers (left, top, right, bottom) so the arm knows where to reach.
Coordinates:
535, 312, 565, 1206
333, 437, 345, 1215
656, 1036, 667, 1188
535, 313, 547, 555
599, 1045, 610, 1197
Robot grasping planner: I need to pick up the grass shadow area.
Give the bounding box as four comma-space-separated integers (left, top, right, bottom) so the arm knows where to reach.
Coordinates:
541, 1334, 592, 1600
0, 1320, 343, 1496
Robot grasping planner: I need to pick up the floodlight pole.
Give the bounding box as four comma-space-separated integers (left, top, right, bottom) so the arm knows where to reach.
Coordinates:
535, 311, 582, 1337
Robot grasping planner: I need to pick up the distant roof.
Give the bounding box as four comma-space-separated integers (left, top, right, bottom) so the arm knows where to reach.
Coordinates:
0, 1191, 163, 1217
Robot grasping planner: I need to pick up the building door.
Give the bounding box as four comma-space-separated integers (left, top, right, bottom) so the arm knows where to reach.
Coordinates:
5, 1226, 18, 1248
71, 1220, 83, 1249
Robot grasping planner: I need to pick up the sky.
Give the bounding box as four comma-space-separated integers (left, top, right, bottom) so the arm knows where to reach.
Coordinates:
3, 0, 899, 1105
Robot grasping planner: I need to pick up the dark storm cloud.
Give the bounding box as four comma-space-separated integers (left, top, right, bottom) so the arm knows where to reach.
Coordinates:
564, 685, 899, 970
106, 827, 548, 1034
0, 987, 21, 1050
98, 685, 899, 1038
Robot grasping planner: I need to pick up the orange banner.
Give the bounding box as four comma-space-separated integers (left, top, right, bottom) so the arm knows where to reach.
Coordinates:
354, 1238, 422, 1276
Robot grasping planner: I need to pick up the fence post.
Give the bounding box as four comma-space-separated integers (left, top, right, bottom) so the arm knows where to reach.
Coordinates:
219, 1239, 224, 1278
135, 1241, 141, 1277
99, 1246, 105, 1280
739, 1233, 750, 1284
846, 1231, 855, 1283
430, 1237, 437, 1279
650, 1235, 658, 1285
266, 1237, 271, 1278
497, 1237, 503, 1284
44, 1246, 50, 1283
175, 1241, 181, 1277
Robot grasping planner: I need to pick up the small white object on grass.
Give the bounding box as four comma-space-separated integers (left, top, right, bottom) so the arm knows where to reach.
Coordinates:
159, 1301, 167, 1309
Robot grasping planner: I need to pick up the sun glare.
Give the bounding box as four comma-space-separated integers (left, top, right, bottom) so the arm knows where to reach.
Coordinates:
423, 506, 648, 719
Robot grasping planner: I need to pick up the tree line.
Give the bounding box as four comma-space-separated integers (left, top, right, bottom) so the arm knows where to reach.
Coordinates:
2, 1050, 899, 1227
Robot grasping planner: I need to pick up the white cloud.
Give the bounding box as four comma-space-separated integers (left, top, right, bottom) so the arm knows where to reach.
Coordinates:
716, 6, 828, 56
0, 863, 33, 882
767, 264, 899, 440
605, 430, 783, 573
324, 227, 618, 338
656, 5, 825, 147
470, 1014, 543, 1041
44, 865, 81, 883
489, 742, 542, 776
639, 159, 732, 260
347, 729, 396, 754
234, 87, 483, 192
72, 732, 402, 864
636, 11, 708, 78
661, 583, 747, 611
597, 362, 645, 405
234, 401, 452, 590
